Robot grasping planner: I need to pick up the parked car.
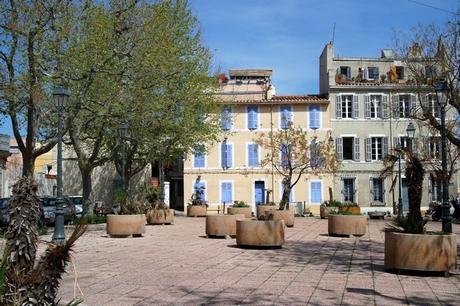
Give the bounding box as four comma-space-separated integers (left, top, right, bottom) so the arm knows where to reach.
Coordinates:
69, 196, 83, 218
41, 196, 76, 225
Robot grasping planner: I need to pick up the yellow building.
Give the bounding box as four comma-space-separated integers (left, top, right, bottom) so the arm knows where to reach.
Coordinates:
184, 69, 333, 215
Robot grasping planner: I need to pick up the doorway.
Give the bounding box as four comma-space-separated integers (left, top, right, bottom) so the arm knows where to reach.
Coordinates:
254, 181, 265, 205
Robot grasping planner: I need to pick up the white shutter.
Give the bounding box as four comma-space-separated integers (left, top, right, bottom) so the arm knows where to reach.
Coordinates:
352, 95, 359, 118
335, 95, 342, 119
394, 137, 401, 151
369, 178, 374, 203
336, 138, 343, 160
364, 68, 369, 80
364, 95, 370, 119
410, 94, 416, 116
392, 95, 399, 119
382, 95, 389, 119
353, 138, 360, 161
383, 137, 389, 158
365, 138, 372, 161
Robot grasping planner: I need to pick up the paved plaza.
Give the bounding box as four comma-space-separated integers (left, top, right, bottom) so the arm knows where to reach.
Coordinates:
52, 217, 460, 305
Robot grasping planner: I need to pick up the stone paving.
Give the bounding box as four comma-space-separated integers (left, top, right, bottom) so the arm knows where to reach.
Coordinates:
52, 217, 460, 305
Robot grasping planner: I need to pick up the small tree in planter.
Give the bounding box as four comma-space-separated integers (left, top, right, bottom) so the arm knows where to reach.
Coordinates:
381, 148, 457, 273
187, 175, 208, 217
142, 185, 174, 225
228, 201, 252, 218
254, 124, 338, 210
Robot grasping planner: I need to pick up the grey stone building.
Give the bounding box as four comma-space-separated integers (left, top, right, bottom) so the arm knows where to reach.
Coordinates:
319, 42, 457, 214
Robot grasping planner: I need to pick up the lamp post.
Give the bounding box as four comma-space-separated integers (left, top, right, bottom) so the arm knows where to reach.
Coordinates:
52, 86, 69, 244
118, 122, 128, 192
435, 81, 452, 233
397, 122, 416, 218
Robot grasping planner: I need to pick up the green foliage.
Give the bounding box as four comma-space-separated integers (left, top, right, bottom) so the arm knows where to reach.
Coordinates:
329, 210, 360, 216
138, 184, 160, 204
341, 202, 358, 208
113, 187, 128, 205
384, 216, 427, 234
233, 201, 249, 208
38, 226, 48, 236
77, 215, 107, 225
321, 200, 342, 208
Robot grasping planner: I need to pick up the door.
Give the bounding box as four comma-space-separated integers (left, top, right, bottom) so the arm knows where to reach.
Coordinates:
255, 181, 265, 205
402, 178, 409, 213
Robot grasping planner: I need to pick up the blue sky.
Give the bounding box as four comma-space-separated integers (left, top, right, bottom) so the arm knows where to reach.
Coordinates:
191, 0, 457, 94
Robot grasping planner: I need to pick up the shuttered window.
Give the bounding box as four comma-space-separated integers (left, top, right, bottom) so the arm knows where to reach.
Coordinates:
221, 106, 232, 130
248, 144, 259, 167
221, 143, 233, 168
194, 153, 205, 168
310, 181, 322, 203
247, 105, 258, 130
221, 182, 232, 204
280, 105, 292, 129
309, 105, 320, 129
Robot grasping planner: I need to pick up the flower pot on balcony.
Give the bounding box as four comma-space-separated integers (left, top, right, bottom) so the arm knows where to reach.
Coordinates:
227, 207, 252, 218
146, 208, 174, 225
256, 205, 279, 220
339, 206, 361, 214
206, 214, 245, 237
236, 220, 285, 248
384, 231, 457, 273
187, 205, 207, 217
106, 214, 146, 238
265, 209, 294, 227
328, 214, 367, 237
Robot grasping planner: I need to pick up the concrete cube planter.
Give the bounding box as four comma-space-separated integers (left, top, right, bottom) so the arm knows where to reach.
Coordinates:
106, 214, 146, 238
328, 214, 366, 237
187, 205, 207, 217
256, 205, 279, 220
206, 214, 245, 237
384, 231, 457, 273
146, 208, 174, 225
227, 207, 252, 218
265, 209, 294, 227
236, 220, 285, 247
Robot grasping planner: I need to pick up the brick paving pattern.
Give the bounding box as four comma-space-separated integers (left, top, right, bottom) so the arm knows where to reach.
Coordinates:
53, 217, 460, 305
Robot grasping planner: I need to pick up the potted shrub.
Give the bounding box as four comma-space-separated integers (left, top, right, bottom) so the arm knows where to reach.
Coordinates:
256, 201, 279, 220
320, 199, 341, 219
142, 185, 174, 225
187, 176, 207, 217
382, 152, 456, 274
206, 214, 246, 238
106, 189, 147, 238
228, 201, 252, 218
339, 202, 361, 214
328, 209, 367, 237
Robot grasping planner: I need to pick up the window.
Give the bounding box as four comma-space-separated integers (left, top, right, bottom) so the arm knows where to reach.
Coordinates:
371, 178, 384, 202
425, 65, 437, 79
247, 105, 258, 130
310, 140, 321, 168
399, 136, 413, 153
396, 66, 404, 79
365, 137, 388, 161
280, 105, 292, 129
426, 94, 440, 119
221, 182, 233, 204
281, 144, 290, 168
248, 144, 259, 167
221, 106, 232, 130
367, 67, 379, 80
309, 104, 320, 129
336, 95, 358, 119
343, 178, 355, 202
194, 152, 205, 168
430, 174, 442, 202
221, 142, 233, 168
365, 95, 382, 119
428, 136, 441, 159
339, 66, 351, 79
336, 137, 360, 161
310, 181, 322, 203
398, 95, 412, 118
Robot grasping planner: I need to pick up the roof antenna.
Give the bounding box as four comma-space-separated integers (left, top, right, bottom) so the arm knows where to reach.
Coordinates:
331, 23, 336, 45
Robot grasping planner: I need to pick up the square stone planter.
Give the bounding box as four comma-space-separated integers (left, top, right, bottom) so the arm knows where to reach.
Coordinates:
236, 220, 285, 247
265, 209, 294, 227
328, 214, 367, 237
106, 214, 146, 238
384, 231, 457, 273
256, 205, 279, 220
146, 208, 174, 225
227, 207, 252, 218
187, 205, 207, 217
206, 214, 245, 237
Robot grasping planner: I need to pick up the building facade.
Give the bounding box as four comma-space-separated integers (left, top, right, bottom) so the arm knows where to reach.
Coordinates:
320, 42, 457, 213
184, 69, 334, 215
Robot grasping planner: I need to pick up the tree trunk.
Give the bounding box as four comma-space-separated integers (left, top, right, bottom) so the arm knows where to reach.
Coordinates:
280, 179, 291, 210
81, 167, 94, 216
22, 152, 35, 178
406, 155, 425, 232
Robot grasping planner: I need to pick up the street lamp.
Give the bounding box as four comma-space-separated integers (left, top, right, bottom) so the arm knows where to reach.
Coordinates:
52, 86, 69, 244
435, 81, 452, 233
397, 122, 416, 217
118, 122, 128, 192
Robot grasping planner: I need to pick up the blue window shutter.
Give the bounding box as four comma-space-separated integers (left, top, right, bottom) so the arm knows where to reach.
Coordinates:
309, 105, 320, 129
221, 182, 232, 203
248, 144, 259, 167
194, 153, 205, 168
281, 144, 289, 168
247, 106, 258, 129
311, 182, 322, 203
221, 107, 232, 130
226, 144, 232, 168
281, 105, 292, 129
221, 142, 227, 168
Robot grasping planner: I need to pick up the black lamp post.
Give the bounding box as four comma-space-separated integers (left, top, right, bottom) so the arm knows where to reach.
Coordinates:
118, 122, 128, 192
397, 122, 416, 217
435, 81, 452, 233
52, 86, 69, 244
